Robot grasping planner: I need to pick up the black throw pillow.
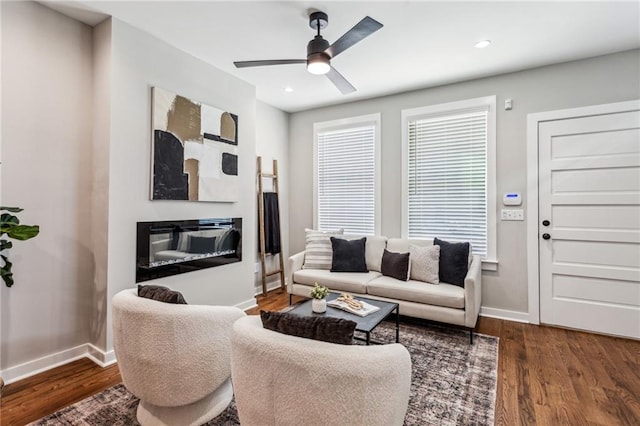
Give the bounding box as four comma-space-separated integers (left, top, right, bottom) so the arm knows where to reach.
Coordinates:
433, 238, 470, 287
330, 237, 368, 272
138, 284, 188, 304
188, 236, 217, 254
260, 310, 356, 345
381, 249, 411, 281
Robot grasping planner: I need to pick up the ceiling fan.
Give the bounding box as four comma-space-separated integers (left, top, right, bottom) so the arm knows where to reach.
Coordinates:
233, 11, 383, 95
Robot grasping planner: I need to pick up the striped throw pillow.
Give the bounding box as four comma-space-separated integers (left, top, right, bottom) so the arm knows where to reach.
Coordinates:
302, 228, 344, 270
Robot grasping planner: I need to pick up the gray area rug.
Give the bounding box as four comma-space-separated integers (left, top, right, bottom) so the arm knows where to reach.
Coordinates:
30, 322, 498, 425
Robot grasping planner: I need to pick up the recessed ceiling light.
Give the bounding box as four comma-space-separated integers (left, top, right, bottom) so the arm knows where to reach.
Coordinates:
284, 86, 294, 93
474, 40, 491, 49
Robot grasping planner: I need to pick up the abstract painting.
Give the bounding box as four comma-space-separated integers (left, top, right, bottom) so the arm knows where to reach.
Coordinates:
151, 87, 239, 202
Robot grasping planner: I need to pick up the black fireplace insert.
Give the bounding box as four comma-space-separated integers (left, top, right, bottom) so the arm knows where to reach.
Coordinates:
136, 218, 242, 283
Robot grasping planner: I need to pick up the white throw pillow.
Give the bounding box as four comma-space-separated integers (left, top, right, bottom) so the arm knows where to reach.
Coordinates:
302, 228, 344, 270
409, 244, 440, 284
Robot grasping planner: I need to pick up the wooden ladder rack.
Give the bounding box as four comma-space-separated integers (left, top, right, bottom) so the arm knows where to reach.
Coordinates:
257, 156, 286, 296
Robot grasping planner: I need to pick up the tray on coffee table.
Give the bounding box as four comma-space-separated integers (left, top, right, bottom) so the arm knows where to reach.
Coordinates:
287, 292, 399, 345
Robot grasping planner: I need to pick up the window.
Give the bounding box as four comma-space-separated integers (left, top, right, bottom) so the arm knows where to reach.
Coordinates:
314, 114, 380, 235
402, 97, 496, 265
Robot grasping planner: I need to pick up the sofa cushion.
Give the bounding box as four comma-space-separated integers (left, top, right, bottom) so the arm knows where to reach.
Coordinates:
388, 238, 472, 265
188, 235, 217, 254
344, 234, 387, 272
216, 228, 240, 252
381, 249, 410, 281
260, 310, 356, 345
172, 229, 229, 252
409, 244, 440, 284
293, 269, 381, 294
138, 284, 188, 304
434, 238, 470, 287
302, 228, 344, 270
366, 276, 464, 309
330, 237, 368, 273
386, 238, 432, 253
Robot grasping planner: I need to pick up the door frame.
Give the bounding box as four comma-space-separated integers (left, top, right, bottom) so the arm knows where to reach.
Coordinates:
526, 99, 640, 325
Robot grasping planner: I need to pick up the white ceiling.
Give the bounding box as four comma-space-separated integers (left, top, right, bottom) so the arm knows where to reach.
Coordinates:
46, 1, 640, 113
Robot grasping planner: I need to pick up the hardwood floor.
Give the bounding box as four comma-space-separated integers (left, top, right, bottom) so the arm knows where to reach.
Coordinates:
1, 290, 638, 425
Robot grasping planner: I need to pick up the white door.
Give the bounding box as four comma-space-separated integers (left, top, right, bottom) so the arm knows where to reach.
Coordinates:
538, 104, 640, 339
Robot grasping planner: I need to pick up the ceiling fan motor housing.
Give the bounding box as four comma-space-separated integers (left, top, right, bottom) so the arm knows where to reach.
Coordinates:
307, 35, 330, 58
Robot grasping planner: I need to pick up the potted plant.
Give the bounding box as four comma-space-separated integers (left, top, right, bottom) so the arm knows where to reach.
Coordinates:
1, 206, 40, 287
309, 282, 329, 313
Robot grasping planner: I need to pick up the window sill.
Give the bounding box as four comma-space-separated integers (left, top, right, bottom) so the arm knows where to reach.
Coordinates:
481, 259, 498, 271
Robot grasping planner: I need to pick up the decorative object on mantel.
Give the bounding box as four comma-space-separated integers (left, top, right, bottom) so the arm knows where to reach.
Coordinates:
151, 86, 239, 202
28, 322, 498, 426
1, 206, 39, 287
309, 282, 329, 313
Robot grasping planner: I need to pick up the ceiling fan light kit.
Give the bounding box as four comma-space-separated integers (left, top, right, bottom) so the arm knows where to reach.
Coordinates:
307, 53, 330, 75
233, 10, 382, 94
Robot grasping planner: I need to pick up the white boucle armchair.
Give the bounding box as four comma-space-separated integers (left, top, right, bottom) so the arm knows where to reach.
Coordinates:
230, 315, 412, 426
112, 288, 245, 426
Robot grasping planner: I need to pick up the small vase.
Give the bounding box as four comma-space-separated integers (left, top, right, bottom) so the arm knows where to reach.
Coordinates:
312, 298, 327, 313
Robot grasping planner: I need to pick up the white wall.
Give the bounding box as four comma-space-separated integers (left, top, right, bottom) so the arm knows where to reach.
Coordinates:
255, 101, 289, 293
89, 17, 112, 360
289, 49, 640, 317
0, 2, 258, 379
98, 18, 258, 353
1, 1, 94, 372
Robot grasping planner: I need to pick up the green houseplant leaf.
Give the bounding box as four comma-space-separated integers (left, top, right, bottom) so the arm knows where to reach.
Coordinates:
1, 255, 14, 287
5, 225, 40, 241
0, 207, 39, 287
0, 207, 24, 213
1, 213, 20, 226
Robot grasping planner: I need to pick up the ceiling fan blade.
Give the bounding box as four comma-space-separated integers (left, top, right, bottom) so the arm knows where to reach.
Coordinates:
326, 66, 356, 95
326, 16, 383, 58
234, 59, 306, 68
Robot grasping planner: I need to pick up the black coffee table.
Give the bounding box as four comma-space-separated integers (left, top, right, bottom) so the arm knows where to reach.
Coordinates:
287, 292, 399, 345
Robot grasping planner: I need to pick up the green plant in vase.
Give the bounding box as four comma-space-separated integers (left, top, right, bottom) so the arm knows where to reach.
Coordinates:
310, 282, 329, 313
309, 282, 329, 299
1, 207, 40, 287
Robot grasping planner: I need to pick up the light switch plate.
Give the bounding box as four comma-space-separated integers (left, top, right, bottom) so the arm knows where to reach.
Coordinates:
501, 209, 524, 221
505, 99, 513, 110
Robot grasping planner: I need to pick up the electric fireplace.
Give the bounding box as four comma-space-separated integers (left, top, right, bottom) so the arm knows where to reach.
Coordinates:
136, 218, 242, 283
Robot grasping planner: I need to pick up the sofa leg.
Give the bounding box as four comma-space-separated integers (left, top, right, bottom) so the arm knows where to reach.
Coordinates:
289, 294, 293, 306
469, 329, 474, 344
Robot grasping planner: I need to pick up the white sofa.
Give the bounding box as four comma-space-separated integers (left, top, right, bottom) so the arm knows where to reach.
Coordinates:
230, 315, 412, 426
288, 237, 482, 339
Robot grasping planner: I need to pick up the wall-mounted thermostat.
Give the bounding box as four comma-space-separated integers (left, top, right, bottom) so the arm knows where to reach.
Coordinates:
503, 192, 521, 206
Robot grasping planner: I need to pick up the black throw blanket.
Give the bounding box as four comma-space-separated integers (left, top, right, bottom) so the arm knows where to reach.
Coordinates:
262, 192, 281, 254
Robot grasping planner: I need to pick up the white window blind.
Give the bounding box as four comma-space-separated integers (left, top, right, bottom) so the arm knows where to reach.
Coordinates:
407, 108, 488, 256
316, 124, 376, 235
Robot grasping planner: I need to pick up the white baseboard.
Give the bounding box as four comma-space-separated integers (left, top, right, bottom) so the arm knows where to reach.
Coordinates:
235, 297, 258, 311
254, 279, 286, 296
86, 343, 117, 367
479, 306, 530, 323
0, 343, 110, 385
